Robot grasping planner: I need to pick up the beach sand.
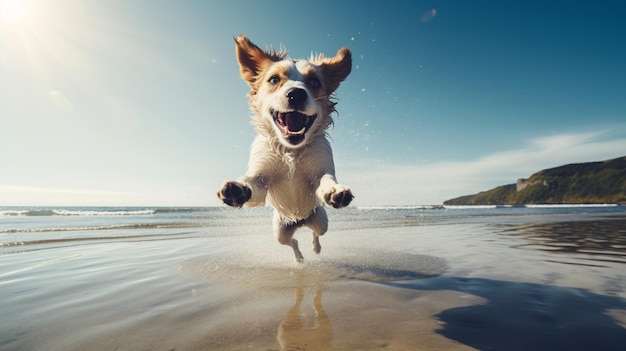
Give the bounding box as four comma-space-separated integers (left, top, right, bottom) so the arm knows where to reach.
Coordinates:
1, 211, 626, 350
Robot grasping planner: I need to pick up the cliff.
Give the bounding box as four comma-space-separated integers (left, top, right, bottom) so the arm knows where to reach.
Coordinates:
444, 156, 626, 205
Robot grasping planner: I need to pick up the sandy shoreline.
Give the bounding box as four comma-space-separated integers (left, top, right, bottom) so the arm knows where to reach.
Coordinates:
2, 211, 626, 350
21, 270, 624, 351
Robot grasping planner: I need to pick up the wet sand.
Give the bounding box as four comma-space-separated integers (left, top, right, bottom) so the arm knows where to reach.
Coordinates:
1, 212, 625, 350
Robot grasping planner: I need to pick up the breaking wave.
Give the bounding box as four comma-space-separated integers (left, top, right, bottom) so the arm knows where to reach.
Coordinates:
0, 222, 200, 234
0, 207, 206, 217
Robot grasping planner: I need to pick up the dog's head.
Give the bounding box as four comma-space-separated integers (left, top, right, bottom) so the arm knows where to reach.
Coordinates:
235, 35, 351, 149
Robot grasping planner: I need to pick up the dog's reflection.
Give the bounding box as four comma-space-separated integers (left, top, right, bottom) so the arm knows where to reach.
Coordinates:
277, 283, 333, 350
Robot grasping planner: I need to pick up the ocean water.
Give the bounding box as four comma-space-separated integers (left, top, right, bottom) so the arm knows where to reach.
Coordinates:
2, 205, 625, 265
1, 205, 625, 350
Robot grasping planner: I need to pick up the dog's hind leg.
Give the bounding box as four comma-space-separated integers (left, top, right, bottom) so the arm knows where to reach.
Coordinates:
305, 206, 328, 254
273, 211, 305, 262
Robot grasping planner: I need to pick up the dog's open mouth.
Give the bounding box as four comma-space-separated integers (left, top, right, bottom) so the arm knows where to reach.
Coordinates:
271, 109, 316, 145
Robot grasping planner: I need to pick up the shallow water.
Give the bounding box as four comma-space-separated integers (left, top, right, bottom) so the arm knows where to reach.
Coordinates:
1, 206, 625, 350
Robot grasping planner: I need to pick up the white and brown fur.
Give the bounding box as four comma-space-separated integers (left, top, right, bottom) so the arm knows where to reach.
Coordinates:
217, 35, 353, 262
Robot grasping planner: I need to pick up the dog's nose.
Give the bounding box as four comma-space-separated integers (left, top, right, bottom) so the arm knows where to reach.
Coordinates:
286, 88, 307, 109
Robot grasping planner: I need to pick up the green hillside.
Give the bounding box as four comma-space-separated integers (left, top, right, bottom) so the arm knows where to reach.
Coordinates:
444, 156, 626, 205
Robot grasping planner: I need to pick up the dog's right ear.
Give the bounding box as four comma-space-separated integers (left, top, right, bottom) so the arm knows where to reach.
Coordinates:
235, 35, 283, 89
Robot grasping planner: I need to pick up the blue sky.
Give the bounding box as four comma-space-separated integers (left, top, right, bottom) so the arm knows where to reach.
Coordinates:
1, 0, 625, 206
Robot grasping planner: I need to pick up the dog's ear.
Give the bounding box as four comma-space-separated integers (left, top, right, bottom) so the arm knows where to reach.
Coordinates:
318, 47, 352, 94
234, 35, 283, 89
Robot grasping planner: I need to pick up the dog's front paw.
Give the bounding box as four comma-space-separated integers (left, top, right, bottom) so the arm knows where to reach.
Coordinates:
217, 180, 251, 208
324, 185, 354, 208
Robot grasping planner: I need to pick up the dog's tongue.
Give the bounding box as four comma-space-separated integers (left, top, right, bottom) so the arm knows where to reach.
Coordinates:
284, 112, 305, 132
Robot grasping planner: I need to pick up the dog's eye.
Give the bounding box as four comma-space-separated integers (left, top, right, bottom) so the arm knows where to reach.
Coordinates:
308, 78, 321, 89
268, 75, 280, 85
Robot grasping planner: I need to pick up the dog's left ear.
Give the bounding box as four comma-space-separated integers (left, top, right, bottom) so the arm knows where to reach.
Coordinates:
319, 47, 352, 93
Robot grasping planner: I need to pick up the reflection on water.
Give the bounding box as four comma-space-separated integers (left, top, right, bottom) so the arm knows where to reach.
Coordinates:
278, 284, 332, 351
498, 218, 626, 265
180, 251, 447, 350
390, 276, 626, 351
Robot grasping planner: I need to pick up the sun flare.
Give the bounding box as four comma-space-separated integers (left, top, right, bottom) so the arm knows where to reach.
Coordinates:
1, 0, 32, 24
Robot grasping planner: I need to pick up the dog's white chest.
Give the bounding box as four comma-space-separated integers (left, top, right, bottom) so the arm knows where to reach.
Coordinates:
266, 162, 319, 221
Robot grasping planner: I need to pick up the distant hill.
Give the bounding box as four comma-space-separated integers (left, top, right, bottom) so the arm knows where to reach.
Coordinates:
444, 156, 626, 205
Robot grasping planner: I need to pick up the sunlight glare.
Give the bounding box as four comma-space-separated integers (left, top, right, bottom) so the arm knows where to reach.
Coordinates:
420, 9, 437, 23
1, 0, 31, 24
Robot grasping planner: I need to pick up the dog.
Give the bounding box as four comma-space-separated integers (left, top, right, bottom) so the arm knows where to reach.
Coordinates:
217, 35, 353, 262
